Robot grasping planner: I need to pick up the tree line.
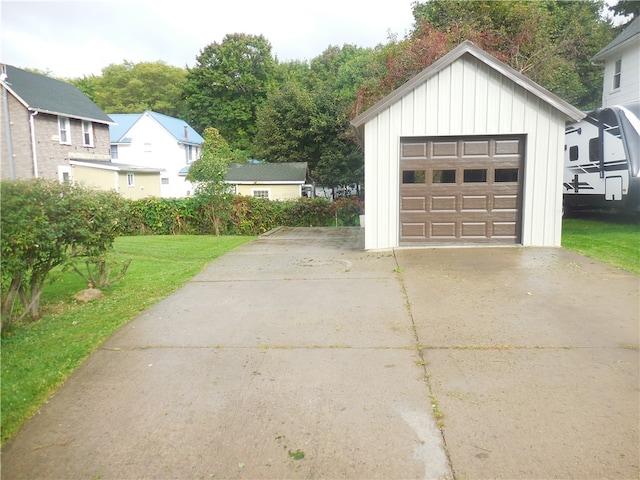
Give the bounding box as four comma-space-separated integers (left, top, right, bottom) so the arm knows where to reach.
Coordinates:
63, 0, 632, 192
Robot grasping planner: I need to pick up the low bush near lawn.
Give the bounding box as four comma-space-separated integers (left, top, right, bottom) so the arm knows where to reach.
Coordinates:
124, 195, 363, 236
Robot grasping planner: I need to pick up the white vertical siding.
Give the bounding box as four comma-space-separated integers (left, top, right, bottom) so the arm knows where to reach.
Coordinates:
462, 59, 477, 133
413, 84, 426, 133
485, 65, 502, 131
364, 54, 568, 249
473, 61, 489, 132
364, 119, 379, 250
425, 78, 439, 132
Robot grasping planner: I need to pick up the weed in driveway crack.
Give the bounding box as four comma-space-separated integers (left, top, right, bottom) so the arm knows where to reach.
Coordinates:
391, 249, 456, 477
288, 449, 305, 460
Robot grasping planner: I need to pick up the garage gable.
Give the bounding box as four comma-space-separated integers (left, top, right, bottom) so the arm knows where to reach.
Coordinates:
351, 41, 583, 134
351, 41, 585, 250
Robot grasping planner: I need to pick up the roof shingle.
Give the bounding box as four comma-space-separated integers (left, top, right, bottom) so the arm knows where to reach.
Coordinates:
2, 64, 112, 124
592, 16, 640, 62
225, 162, 308, 183
109, 111, 204, 144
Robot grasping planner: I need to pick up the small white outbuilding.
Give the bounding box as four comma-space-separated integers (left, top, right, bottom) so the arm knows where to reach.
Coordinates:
351, 41, 585, 250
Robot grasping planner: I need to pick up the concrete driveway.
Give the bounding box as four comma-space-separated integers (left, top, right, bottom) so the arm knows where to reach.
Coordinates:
2, 227, 638, 479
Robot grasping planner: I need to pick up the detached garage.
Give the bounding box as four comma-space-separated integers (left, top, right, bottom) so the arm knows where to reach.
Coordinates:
351, 41, 585, 250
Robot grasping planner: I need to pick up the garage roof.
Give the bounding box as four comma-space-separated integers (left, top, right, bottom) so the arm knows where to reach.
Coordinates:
225, 162, 308, 184
351, 41, 585, 131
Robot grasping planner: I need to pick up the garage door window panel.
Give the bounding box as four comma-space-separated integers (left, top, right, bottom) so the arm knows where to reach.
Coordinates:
495, 168, 519, 182
432, 169, 456, 183
463, 169, 488, 183
403, 170, 426, 184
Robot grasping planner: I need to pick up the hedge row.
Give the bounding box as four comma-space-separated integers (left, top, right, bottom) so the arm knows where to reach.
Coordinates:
123, 195, 363, 236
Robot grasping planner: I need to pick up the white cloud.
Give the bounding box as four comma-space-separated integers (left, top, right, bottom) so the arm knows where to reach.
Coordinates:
1, 0, 415, 77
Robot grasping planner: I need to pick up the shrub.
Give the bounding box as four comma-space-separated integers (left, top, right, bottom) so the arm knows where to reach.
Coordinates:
122, 194, 362, 236
1, 179, 127, 327
334, 197, 364, 226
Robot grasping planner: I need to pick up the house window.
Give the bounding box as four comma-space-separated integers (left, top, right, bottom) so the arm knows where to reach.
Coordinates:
185, 145, 195, 164
613, 59, 621, 90
161, 178, 169, 185
127, 173, 135, 187
57, 165, 72, 183
58, 117, 70, 144
82, 121, 94, 147
252, 189, 270, 199
111, 145, 118, 159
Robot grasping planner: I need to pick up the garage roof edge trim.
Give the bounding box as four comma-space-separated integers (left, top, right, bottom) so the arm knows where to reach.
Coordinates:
350, 40, 586, 130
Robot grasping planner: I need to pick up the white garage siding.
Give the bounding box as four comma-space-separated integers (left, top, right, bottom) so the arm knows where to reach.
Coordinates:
354, 42, 583, 250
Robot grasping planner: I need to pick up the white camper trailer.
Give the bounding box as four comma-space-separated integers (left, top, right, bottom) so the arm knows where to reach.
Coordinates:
563, 101, 640, 215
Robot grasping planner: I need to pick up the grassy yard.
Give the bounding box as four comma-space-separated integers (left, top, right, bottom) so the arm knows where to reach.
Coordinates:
562, 214, 640, 276
1, 235, 254, 446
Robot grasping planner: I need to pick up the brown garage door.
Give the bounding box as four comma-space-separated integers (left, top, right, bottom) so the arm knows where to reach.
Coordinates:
400, 136, 524, 245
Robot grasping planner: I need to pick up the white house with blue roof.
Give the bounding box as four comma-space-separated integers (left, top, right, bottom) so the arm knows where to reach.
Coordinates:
109, 111, 204, 197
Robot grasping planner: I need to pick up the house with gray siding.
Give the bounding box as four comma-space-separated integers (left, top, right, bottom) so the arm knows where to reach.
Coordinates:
351, 41, 584, 250
1, 64, 113, 181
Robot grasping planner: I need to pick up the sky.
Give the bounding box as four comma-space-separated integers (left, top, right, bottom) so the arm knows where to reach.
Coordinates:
1, 0, 417, 78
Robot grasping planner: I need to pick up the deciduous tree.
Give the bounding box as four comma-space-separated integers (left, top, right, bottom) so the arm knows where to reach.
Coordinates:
72, 61, 188, 118
254, 46, 366, 193
408, 0, 614, 109
186, 128, 243, 235
608, 0, 639, 25
183, 34, 276, 153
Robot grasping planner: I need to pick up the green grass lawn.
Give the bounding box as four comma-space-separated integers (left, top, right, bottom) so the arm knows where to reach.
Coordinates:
1, 235, 254, 446
562, 215, 640, 276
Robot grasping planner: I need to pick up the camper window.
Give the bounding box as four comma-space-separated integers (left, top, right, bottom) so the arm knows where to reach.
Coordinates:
589, 138, 600, 162
569, 146, 578, 161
